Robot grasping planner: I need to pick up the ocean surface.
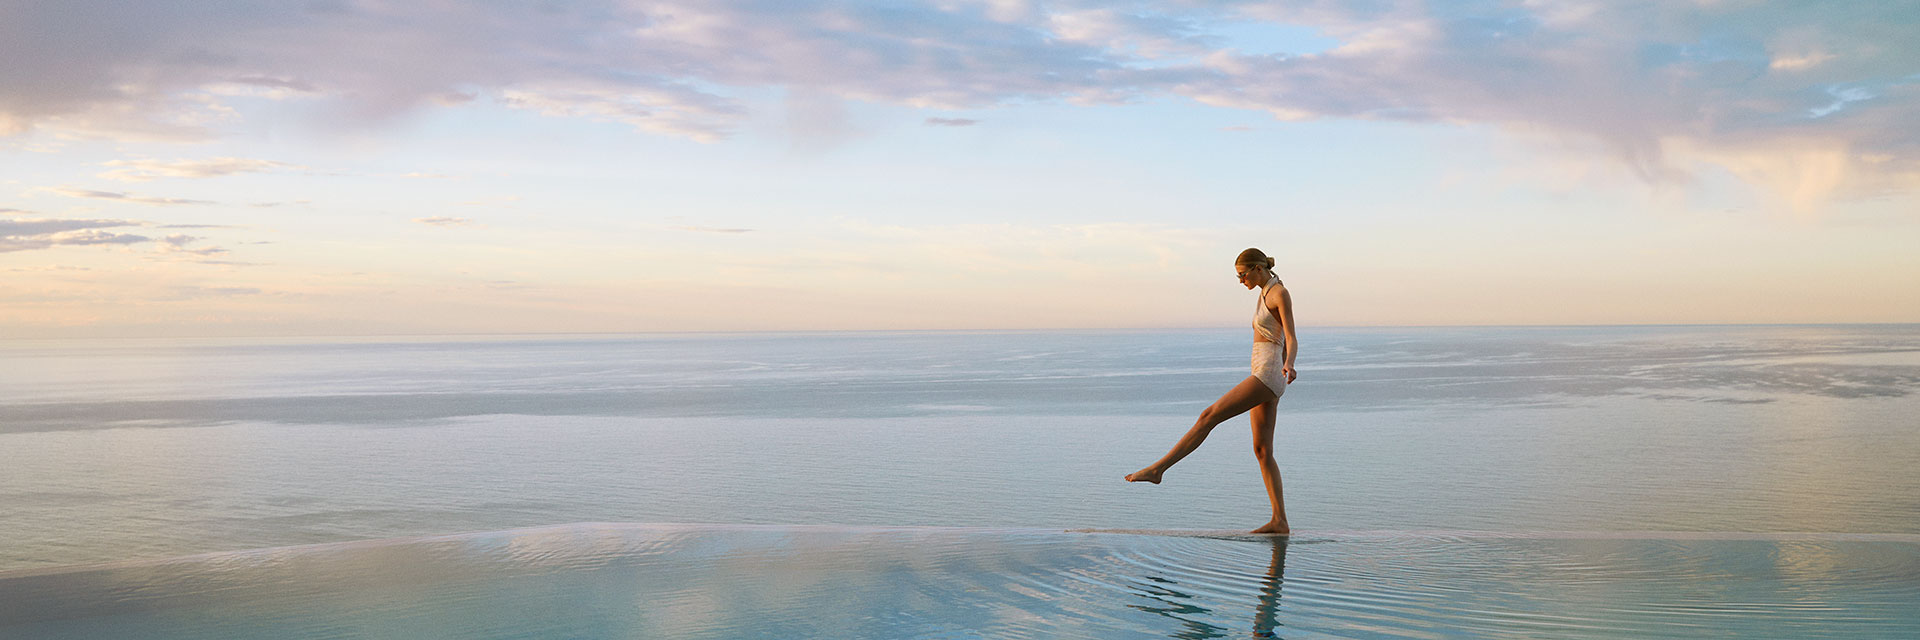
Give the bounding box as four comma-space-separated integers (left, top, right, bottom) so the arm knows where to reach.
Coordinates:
3, 325, 1918, 637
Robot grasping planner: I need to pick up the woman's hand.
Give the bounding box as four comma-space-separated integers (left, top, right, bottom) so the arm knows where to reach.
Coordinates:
1282, 365, 1297, 384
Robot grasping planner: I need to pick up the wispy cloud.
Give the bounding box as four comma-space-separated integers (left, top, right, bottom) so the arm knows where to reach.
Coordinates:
48, 188, 215, 206
500, 84, 744, 143
2, 216, 242, 255
226, 76, 318, 93
924, 117, 979, 127
155, 233, 229, 256
414, 216, 474, 227
99, 157, 295, 182
0, 218, 141, 237
0, 228, 150, 253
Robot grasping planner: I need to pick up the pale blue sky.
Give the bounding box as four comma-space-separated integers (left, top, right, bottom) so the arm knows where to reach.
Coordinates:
3, 1, 1916, 336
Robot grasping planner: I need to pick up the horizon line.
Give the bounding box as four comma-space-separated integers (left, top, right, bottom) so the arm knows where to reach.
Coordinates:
5, 320, 1918, 342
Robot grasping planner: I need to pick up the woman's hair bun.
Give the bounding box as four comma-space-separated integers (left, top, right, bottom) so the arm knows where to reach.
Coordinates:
1235, 247, 1273, 269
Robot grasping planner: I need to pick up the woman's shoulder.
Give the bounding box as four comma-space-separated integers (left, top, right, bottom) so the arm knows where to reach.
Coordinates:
1259, 278, 1290, 301
1264, 280, 1290, 304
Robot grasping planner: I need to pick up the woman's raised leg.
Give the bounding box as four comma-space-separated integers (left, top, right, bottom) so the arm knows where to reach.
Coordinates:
1126, 376, 1276, 484
1247, 399, 1289, 535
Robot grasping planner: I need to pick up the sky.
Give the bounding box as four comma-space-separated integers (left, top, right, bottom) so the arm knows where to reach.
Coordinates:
2, 0, 1917, 338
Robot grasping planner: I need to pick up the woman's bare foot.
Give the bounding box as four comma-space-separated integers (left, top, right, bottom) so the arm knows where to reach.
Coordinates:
1249, 521, 1290, 535
1124, 468, 1163, 484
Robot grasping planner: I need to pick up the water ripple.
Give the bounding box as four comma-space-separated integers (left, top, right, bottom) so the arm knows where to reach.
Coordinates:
3, 524, 1914, 639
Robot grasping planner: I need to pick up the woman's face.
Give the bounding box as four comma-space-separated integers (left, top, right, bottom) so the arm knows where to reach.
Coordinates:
1235, 264, 1262, 290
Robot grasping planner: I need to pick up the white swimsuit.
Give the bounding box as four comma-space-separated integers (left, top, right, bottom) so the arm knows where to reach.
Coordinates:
1251, 279, 1288, 396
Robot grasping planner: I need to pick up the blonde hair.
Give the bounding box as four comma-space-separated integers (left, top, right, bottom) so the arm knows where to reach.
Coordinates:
1235, 248, 1275, 270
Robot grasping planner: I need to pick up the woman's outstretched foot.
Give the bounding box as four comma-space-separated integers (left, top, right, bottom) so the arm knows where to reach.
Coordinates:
1124, 468, 1163, 484
1250, 521, 1290, 535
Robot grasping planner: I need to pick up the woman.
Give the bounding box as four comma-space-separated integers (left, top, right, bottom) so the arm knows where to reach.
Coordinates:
1126, 247, 1297, 535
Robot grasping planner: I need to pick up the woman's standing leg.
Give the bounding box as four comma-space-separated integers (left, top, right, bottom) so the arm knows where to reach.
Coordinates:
1249, 399, 1289, 534
1126, 376, 1275, 484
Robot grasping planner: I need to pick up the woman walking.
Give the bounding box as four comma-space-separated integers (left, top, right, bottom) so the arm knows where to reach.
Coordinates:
1126, 248, 1297, 534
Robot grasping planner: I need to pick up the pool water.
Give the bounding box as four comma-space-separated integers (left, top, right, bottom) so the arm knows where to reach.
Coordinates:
4, 523, 1915, 639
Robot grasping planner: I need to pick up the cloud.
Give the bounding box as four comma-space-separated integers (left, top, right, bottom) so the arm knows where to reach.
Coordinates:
414, 216, 473, 227
924, 117, 979, 127
0, 218, 137, 236
41, 230, 148, 246
1184, 1, 1920, 203
1, 216, 240, 254
0, 227, 150, 253
155, 233, 229, 256
0, 1, 1914, 202
226, 76, 318, 93
1047, 6, 1211, 58
0, 217, 152, 252
0, 1, 1140, 142
99, 157, 294, 182
48, 188, 215, 206
499, 83, 743, 143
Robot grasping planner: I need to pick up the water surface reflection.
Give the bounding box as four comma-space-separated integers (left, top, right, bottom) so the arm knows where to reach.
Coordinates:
1125, 537, 1290, 639
2, 525, 1915, 639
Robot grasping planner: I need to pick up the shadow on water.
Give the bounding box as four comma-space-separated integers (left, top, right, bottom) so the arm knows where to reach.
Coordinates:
1128, 537, 1290, 639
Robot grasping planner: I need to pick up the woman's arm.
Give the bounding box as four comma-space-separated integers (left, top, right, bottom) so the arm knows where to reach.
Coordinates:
1272, 285, 1298, 383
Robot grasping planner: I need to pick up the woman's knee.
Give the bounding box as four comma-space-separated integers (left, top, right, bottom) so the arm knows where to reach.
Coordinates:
1197, 406, 1218, 425
1252, 443, 1274, 460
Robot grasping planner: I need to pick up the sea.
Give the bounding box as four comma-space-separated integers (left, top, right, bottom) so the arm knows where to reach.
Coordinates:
3, 325, 1917, 637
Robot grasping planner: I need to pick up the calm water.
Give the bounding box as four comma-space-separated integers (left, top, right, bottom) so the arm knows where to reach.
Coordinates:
3, 325, 1919, 637
4, 524, 1916, 639
4, 325, 1919, 572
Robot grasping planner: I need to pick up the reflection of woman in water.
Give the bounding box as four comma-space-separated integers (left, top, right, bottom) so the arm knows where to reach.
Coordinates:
1127, 248, 1296, 535
1250, 537, 1289, 637
1125, 537, 1290, 638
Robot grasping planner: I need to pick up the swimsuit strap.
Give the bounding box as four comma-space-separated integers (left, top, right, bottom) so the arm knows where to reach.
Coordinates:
1260, 278, 1282, 314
